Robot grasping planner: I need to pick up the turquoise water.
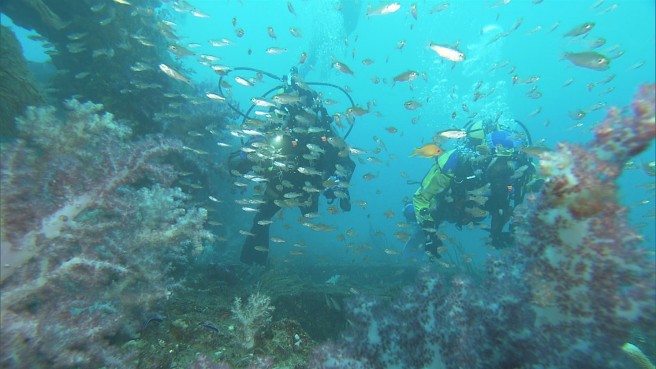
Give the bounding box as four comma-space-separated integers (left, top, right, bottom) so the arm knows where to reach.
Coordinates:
134, 0, 656, 264
1, 1, 654, 368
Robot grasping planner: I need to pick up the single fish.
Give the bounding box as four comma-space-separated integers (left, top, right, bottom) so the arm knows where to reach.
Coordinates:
346, 105, 369, 116
251, 97, 276, 107
273, 93, 301, 104
267, 26, 277, 39
404, 100, 423, 110
287, 1, 296, 15
410, 3, 418, 19
191, 10, 209, 18
563, 51, 610, 71
209, 38, 233, 47
563, 22, 595, 37
429, 2, 449, 13
409, 143, 444, 158
428, 42, 465, 62
168, 44, 195, 58
333, 61, 355, 75
205, 94, 226, 103
439, 130, 467, 139
199, 322, 219, 332
393, 70, 419, 84
289, 27, 302, 37
366, 2, 401, 16
234, 76, 254, 87
266, 47, 287, 54
159, 63, 190, 84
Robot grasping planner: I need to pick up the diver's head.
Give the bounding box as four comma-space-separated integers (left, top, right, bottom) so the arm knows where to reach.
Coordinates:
285, 66, 299, 89
467, 118, 523, 156
486, 130, 523, 157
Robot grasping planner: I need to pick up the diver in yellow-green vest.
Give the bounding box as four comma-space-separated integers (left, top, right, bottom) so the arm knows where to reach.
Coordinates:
413, 120, 543, 257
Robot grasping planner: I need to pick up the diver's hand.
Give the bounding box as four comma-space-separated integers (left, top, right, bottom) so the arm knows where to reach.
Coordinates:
323, 187, 337, 204
491, 231, 514, 249
423, 231, 442, 259
419, 208, 430, 221
339, 190, 351, 211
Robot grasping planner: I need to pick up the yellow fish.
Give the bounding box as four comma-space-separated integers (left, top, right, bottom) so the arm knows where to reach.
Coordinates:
409, 144, 444, 158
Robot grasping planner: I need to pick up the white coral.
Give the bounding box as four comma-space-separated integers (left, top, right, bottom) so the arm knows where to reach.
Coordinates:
231, 291, 274, 350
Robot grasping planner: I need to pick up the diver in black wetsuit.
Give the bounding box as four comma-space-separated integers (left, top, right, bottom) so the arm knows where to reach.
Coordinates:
228, 67, 356, 266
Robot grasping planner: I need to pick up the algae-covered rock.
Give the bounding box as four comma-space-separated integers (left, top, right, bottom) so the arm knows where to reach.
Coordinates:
0, 25, 43, 137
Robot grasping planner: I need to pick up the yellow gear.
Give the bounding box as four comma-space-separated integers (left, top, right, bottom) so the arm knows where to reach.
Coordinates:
412, 149, 457, 225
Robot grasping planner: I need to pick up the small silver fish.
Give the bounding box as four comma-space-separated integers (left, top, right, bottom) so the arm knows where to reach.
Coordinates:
159, 63, 191, 84
563, 51, 610, 71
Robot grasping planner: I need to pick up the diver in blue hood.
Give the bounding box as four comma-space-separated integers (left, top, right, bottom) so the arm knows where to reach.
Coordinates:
412, 120, 544, 258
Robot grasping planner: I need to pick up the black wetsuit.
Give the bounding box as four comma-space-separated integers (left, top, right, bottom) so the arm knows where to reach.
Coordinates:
238, 96, 355, 265
428, 154, 535, 251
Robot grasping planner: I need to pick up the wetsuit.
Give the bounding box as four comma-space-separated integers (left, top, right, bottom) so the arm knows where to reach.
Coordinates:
413, 147, 538, 252
234, 89, 355, 265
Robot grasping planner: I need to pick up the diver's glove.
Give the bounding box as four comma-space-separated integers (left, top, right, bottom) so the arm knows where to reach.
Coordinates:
419, 208, 431, 222
491, 231, 514, 249
324, 187, 337, 203
339, 189, 351, 211
423, 231, 442, 259
323, 176, 345, 203
323, 176, 339, 204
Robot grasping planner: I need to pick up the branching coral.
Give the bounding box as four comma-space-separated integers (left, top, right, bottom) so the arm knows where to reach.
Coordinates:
0, 100, 215, 368
231, 291, 275, 351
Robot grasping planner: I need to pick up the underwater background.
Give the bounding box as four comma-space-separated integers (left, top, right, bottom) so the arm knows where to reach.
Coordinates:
1, 0, 655, 368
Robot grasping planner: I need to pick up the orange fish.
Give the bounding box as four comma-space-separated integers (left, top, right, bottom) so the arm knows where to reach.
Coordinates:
409, 144, 444, 158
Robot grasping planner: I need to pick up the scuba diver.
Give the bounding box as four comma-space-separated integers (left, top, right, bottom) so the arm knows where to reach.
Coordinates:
413, 119, 544, 258
227, 66, 356, 266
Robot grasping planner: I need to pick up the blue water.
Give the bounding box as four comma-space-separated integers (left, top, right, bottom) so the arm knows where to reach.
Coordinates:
7, 0, 654, 266
175, 0, 655, 265
2, 1, 655, 368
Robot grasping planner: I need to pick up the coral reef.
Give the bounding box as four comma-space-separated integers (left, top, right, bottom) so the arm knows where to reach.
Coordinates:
231, 291, 275, 351
187, 354, 275, 369
308, 85, 656, 368
0, 100, 215, 368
